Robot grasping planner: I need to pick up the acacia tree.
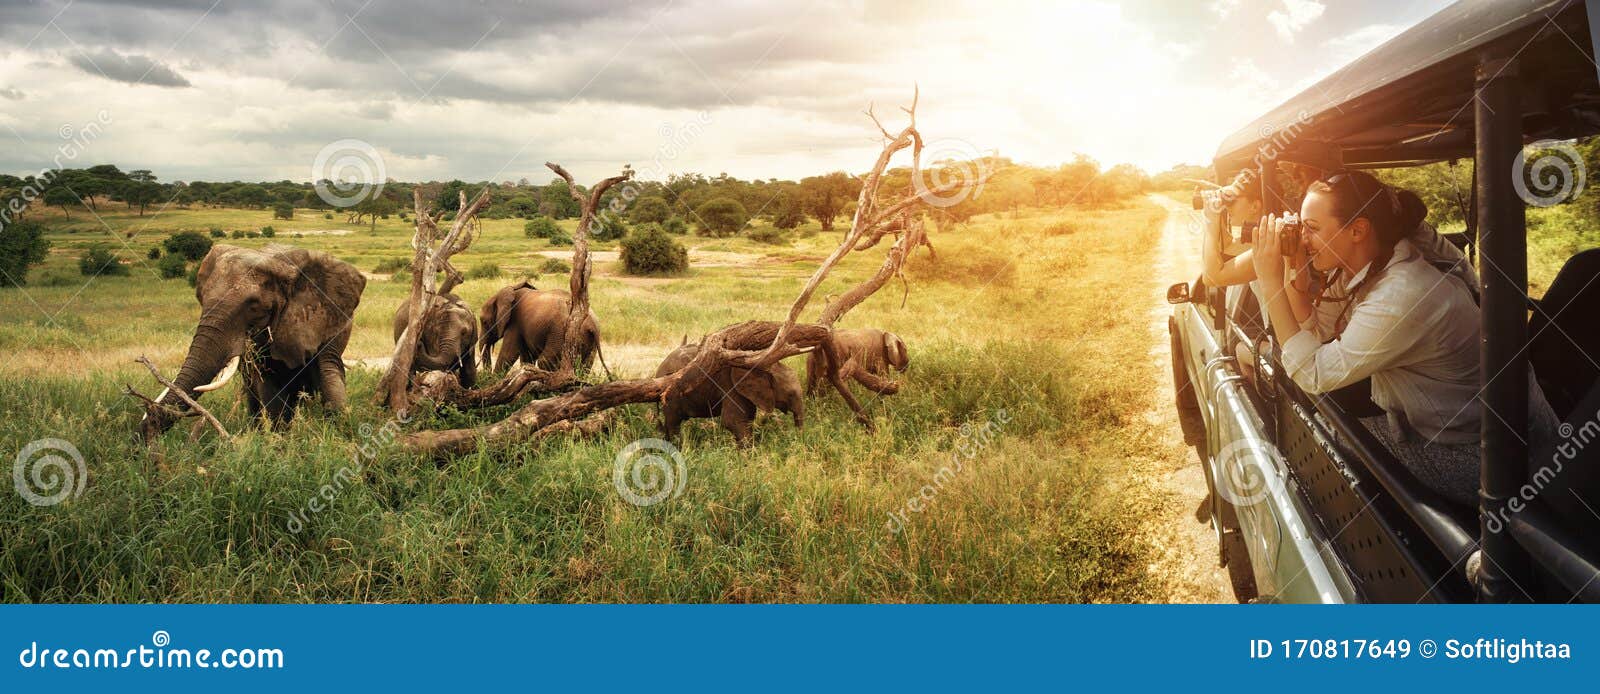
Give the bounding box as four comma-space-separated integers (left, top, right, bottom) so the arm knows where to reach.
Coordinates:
397, 89, 989, 457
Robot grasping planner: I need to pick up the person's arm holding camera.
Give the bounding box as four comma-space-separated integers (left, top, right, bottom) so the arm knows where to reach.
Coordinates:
1253, 213, 1307, 347
1200, 186, 1256, 287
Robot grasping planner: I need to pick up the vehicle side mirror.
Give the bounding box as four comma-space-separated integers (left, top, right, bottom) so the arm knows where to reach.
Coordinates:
1166, 282, 1192, 304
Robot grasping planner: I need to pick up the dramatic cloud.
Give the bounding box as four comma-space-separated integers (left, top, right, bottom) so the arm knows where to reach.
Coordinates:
68, 50, 191, 88
1268, 0, 1326, 42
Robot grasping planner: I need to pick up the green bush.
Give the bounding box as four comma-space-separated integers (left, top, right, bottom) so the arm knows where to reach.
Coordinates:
547, 229, 573, 246
0, 221, 50, 287
208, 228, 226, 238
663, 216, 688, 235
693, 198, 747, 237
273, 203, 294, 220
620, 223, 689, 275
261, 226, 276, 238
591, 213, 628, 242
186, 263, 199, 287
539, 257, 571, 275
524, 216, 561, 239
323, 212, 333, 220
78, 245, 130, 277
35, 269, 77, 287
156, 252, 187, 279
147, 247, 162, 260
162, 231, 214, 261
745, 225, 788, 245
372, 257, 411, 275
465, 263, 504, 280
230, 230, 245, 239
246, 231, 260, 239
630, 196, 671, 224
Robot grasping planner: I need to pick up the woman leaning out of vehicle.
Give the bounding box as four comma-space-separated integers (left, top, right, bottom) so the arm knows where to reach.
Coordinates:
1251, 170, 1558, 506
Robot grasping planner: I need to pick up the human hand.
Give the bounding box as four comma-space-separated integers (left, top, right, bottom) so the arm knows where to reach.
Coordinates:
1252, 213, 1286, 283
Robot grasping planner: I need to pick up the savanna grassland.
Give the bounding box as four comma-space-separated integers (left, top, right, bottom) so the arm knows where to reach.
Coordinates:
0, 195, 1221, 603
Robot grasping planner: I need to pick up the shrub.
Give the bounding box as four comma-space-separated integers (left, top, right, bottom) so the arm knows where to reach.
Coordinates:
261, 226, 276, 238
745, 225, 788, 245
231, 230, 245, 239
323, 212, 333, 220
620, 223, 689, 275
147, 247, 162, 260
629, 196, 671, 224
591, 213, 628, 242
0, 221, 50, 287
772, 205, 805, 230
465, 263, 504, 280
663, 216, 688, 235
162, 231, 214, 261
273, 203, 294, 220
186, 263, 198, 287
524, 216, 561, 239
547, 229, 573, 245
208, 227, 226, 238
539, 257, 571, 275
156, 252, 186, 279
78, 245, 130, 277
246, 231, 260, 239
372, 257, 411, 275
35, 269, 77, 287
693, 198, 747, 237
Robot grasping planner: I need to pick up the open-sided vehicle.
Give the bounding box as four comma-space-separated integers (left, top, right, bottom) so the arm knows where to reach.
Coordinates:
1170, 0, 1600, 603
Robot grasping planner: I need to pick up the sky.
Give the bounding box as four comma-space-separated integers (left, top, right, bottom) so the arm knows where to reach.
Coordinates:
0, 0, 1458, 185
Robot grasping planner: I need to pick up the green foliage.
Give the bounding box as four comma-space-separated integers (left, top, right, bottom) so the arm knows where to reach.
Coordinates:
156, 252, 187, 279
539, 257, 571, 275
745, 225, 787, 245
323, 212, 333, 220
0, 222, 50, 287
261, 226, 276, 238
547, 230, 573, 246
465, 263, 504, 281
591, 213, 628, 242
629, 196, 671, 224
372, 257, 411, 275
231, 230, 246, 239
147, 247, 162, 260
772, 199, 805, 230
246, 231, 260, 238
524, 216, 561, 239
162, 231, 214, 261
209, 227, 226, 238
78, 245, 129, 277
693, 197, 748, 237
273, 203, 294, 220
798, 171, 857, 231
186, 263, 198, 287
663, 215, 688, 235
620, 223, 689, 275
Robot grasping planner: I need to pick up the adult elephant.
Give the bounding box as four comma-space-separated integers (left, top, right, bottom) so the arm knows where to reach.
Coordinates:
655, 339, 803, 446
140, 244, 365, 439
392, 292, 477, 388
477, 282, 608, 376
805, 327, 909, 395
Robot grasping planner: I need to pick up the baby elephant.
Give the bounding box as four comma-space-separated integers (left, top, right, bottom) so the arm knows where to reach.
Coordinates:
392, 292, 478, 388
805, 328, 909, 395
654, 340, 804, 446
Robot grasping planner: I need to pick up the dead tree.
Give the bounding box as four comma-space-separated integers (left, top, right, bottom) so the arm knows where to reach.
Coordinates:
402, 89, 987, 456
374, 187, 492, 416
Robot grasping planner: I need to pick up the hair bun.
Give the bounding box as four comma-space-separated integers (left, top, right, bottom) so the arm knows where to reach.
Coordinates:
1396, 189, 1428, 232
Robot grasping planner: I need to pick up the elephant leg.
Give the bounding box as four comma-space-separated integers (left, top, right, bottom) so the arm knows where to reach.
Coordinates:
659, 406, 683, 443
458, 353, 478, 389
820, 339, 871, 428
497, 332, 524, 373
720, 396, 756, 447
805, 351, 825, 396
788, 395, 805, 429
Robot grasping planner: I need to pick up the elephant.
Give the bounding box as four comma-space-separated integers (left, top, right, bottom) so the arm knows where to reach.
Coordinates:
392, 291, 478, 388
805, 328, 909, 395
477, 283, 608, 376
654, 339, 804, 446
140, 244, 365, 439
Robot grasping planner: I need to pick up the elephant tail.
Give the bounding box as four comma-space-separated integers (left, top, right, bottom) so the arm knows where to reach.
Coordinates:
594, 338, 614, 381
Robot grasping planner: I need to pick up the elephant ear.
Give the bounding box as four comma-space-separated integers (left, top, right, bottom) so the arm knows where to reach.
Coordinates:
731, 367, 781, 413
266, 246, 366, 368
884, 332, 909, 372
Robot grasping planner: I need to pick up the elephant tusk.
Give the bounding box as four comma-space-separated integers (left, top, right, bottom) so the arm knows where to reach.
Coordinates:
139, 387, 171, 423
194, 355, 241, 393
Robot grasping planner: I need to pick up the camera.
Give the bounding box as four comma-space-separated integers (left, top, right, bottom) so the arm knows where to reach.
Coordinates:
1192, 187, 1218, 211
1280, 213, 1302, 245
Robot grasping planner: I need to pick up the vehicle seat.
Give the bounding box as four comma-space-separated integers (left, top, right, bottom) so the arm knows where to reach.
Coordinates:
1529, 248, 1600, 419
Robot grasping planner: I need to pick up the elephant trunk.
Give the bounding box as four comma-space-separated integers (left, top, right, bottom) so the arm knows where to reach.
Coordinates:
142, 318, 243, 438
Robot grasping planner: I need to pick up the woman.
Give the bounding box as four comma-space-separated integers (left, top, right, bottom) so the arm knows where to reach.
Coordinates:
1252, 170, 1555, 506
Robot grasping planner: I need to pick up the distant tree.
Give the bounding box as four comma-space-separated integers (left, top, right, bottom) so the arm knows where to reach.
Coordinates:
0, 221, 50, 287
799, 172, 857, 231
693, 197, 748, 237
592, 212, 628, 242
663, 216, 688, 235
122, 181, 166, 216
156, 252, 186, 279
43, 187, 78, 218
540, 178, 581, 219
127, 169, 157, 183
273, 203, 294, 220
350, 195, 398, 229
629, 196, 671, 224
524, 216, 561, 239
620, 223, 689, 275
162, 231, 214, 261
78, 244, 129, 276
771, 191, 805, 230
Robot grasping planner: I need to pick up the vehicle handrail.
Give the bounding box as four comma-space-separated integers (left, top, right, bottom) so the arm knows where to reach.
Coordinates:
1508, 503, 1600, 602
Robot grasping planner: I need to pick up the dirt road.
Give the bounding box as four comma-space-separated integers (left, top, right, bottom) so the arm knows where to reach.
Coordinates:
1142, 193, 1243, 602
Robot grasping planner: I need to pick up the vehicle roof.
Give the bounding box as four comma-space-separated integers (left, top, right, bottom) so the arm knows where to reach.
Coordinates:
1213, 0, 1600, 176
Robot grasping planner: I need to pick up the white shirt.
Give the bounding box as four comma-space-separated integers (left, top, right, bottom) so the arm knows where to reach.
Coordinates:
1280, 240, 1483, 444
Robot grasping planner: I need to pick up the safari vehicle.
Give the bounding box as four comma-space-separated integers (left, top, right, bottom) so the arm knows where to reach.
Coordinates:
1168, 0, 1600, 603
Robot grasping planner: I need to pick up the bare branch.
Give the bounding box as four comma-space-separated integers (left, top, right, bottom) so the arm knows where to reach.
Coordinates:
135, 356, 231, 442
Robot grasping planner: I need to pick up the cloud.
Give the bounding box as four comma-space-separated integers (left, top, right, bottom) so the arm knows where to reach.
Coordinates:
68, 50, 191, 87
0, 87, 22, 100
355, 101, 396, 121
1268, 0, 1325, 42
1209, 0, 1243, 19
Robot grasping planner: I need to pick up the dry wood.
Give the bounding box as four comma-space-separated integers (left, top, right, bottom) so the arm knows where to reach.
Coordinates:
132, 356, 232, 442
